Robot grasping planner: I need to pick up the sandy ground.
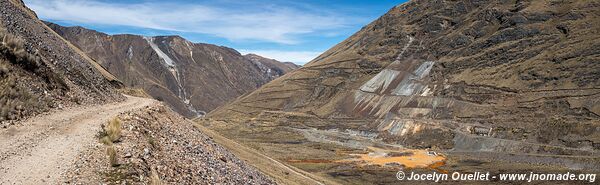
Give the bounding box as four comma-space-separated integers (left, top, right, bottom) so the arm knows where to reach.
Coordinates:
0, 96, 155, 184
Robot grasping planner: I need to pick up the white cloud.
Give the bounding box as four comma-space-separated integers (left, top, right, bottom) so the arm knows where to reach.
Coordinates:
239, 49, 321, 65
24, 0, 350, 44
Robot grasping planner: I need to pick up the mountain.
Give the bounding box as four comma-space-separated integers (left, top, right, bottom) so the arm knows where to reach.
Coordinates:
205, 0, 600, 183
244, 53, 300, 78
0, 0, 122, 125
46, 23, 299, 118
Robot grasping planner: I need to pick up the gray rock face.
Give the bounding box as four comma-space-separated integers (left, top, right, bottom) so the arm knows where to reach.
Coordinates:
45, 23, 299, 118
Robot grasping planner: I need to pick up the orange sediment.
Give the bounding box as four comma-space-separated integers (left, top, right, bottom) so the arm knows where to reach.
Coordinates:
337, 147, 446, 169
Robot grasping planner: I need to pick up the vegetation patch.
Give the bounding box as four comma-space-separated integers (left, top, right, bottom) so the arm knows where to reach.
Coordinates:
0, 29, 70, 124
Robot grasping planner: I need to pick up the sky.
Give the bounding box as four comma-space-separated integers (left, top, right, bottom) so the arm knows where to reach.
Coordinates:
24, 0, 407, 65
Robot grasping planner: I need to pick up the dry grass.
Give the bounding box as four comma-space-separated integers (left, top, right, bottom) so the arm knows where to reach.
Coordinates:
150, 168, 162, 185
99, 117, 122, 144
98, 117, 122, 168
0, 30, 43, 122
1, 30, 41, 73
106, 145, 118, 167
106, 117, 122, 142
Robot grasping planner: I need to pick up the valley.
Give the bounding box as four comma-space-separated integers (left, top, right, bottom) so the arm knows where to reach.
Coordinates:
1, 0, 599, 184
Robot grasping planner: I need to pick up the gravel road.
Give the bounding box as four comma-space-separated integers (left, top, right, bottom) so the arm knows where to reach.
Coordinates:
0, 96, 154, 184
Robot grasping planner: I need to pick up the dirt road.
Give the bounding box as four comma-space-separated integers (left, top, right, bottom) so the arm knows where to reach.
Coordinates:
0, 96, 155, 184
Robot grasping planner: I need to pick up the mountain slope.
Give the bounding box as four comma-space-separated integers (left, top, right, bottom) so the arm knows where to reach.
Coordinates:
0, 0, 123, 125
205, 0, 599, 183
211, 0, 599, 149
46, 23, 299, 118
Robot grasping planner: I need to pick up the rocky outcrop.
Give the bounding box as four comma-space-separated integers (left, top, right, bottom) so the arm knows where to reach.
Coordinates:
209, 0, 600, 155
0, 0, 123, 125
46, 23, 299, 118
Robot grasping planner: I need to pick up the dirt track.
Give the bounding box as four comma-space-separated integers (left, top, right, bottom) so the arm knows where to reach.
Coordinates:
0, 96, 154, 184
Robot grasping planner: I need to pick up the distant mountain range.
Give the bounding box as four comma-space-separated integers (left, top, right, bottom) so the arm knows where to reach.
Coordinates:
46, 22, 299, 117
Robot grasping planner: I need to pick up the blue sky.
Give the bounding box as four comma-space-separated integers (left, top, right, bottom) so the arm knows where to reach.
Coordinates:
25, 0, 406, 65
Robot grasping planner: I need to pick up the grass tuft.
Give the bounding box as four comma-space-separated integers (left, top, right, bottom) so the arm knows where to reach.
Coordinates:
107, 117, 122, 142
106, 145, 118, 167
98, 117, 123, 168
99, 117, 122, 144
150, 168, 162, 185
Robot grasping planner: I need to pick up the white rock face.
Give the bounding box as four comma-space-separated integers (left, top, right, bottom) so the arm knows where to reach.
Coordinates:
392, 61, 434, 96
144, 36, 204, 117
353, 35, 437, 119
144, 36, 175, 67
127, 46, 133, 60
359, 69, 400, 93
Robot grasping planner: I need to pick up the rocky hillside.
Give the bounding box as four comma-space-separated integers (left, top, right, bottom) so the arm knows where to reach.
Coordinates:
45, 23, 299, 118
209, 0, 599, 158
63, 104, 274, 184
0, 0, 123, 125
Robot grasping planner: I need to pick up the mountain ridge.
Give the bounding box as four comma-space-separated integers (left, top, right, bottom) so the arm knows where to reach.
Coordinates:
46, 22, 299, 117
